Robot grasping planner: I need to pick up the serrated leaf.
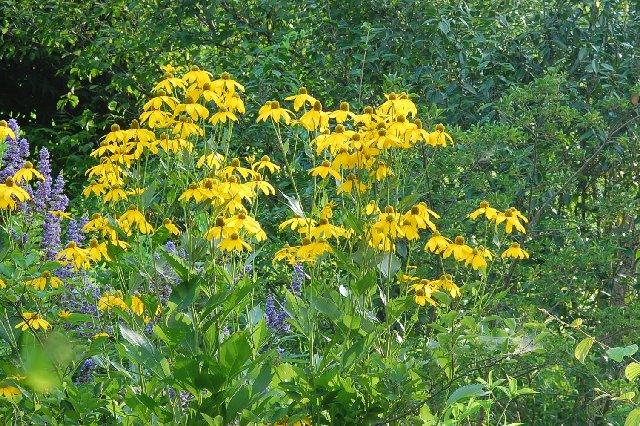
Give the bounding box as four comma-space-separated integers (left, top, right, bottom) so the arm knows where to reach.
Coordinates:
625, 362, 640, 381
574, 337, 595, 363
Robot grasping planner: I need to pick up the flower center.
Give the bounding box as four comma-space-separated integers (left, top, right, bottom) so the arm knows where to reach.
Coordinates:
435, 123, 445, 132
90, 239, 99, 248
454, 236, 465, 245
340, 102, 349, 111
270, 100, 280, 109
215, 217, 225, 227
298, 87, 308, 95
221, 72, 230, 80
5, 177, 14, 187
480, 201, 489, 208
313, 101, 322, 111
231, 158, 240, 167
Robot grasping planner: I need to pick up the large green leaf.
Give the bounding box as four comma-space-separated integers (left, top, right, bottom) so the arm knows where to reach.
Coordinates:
574, 337, 595, 363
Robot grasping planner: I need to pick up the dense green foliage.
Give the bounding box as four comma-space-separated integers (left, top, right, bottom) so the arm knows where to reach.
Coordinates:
0, 0, 638, 424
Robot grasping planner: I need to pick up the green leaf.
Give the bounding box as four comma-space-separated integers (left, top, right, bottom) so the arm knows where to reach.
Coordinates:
607, 345, 638, 362
574, 337, 595, 363
446, 384, 488, 405
625, 362, 640, 381
625, 408, 640, 426
219, 332, 252, 378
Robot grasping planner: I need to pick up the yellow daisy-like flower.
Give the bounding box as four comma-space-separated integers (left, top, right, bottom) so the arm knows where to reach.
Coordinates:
210, 72, 245, 95
442, 236, 472, 261
50, 210, 72, 219
427, 123, 454, 147
0, 177, 30, 210
209, 106, 238, 125
13, 161, 45, 183
495, 208, 527, 234
131, 294, 144, 316
252, 155, 281, 174
98, 293, 129, 311
118, 205, 154, 234
501, 242, 530, 259
58, 310, 72, 319
218, 233, 252, 253
464, 246, 494, 270
162, 219, 181, 235
299, 101, 329, 131
284, 87, 317, 112
0, 278, 5, 288
329, 102, 357, 123
0, 381, 21, 399
87, 238, 111, 262
279, 215, 316, 235
434, 274, 461, 298
336, 173, 367, 195
25, 270, 63, 291
182, 65, 213, 88
256, 101, 292, 125
309, 160, 341, 181
179, 183, 212, 204
468, 201, 498, 220
0, 120, 16, 140
424, 230, 451, 254
153, 72, 187, 94
296, 237, 332, 262
15, 312, 51, 331
407, 279, 437, 306
57, 241, 90, 270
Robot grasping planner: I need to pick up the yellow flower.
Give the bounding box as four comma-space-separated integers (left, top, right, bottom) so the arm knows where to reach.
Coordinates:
163, 219, 181, 235
250, 174, 276, 196
50, 210, 72, 219
407, 279, 437, 306
372, 207, 403, 239
404, 119, 430, 145
501, 242, 529, 259
0, 278, 5, 288
309, 218, 346, 240
468, 201, 498, 220
131, 294, 144, 316
172, 116, 204, 139
273, 245, 298, 264
442, 236, 472, 261
364, 200, 380, 216
220, 158, 257, 179
296, 237, 332, 262
179, 183, 212, 204
210, 72, 245, 95
92, 332, 110, 339
225, 92, 246, 114
143, 90, 179, 111
403, 204, 438, 232
279, 216, 316, 235
83, 213, 111, 235
182, 65, 213, 88
87, 238, 111, 262
57, 242, 90, 270
218, 233, 252, 252
299, 101, 329, 131
15, 312, 51, 331
204, 216, 232, 241
256, 101, 292, 124
329, 102, 357, 123
0, 381, 21, 399
465, 246, 494, 270
118, 205, 154, 234
0, 177, 30, 210
252, 155, 281, 174
98, 293, 129, 311
103, 185, 128, 203
433, 274, 461, 298
336, 173, 367, 195
13, 161, 45, 183
209, 106, 238, 125
284, 87, 317, 111
428, 123, 454, 147
495, 208, 527, 234
25, 271, 63, 291
197, 152, 225, 169
0, 120, 16, 140
152, 72, 187, 94
83, 181, 108, 198
309, 160, 341, 181
424, 230, 451, 254
58, 310, 72, 319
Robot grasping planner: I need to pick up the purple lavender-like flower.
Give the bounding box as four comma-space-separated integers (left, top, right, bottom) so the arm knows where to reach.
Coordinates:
0, 119, 29, 182
291, 263, 304, 295
265, 293, 290, 333
34, 148, 52, 213
66, 216, 88, 245
41, 213, 62, 261
74, 358, 96, 384
7, 119, 19, 139
51, 172, 69, 212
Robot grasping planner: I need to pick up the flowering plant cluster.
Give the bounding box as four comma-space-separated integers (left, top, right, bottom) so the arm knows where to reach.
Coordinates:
0, 65, 535, 424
